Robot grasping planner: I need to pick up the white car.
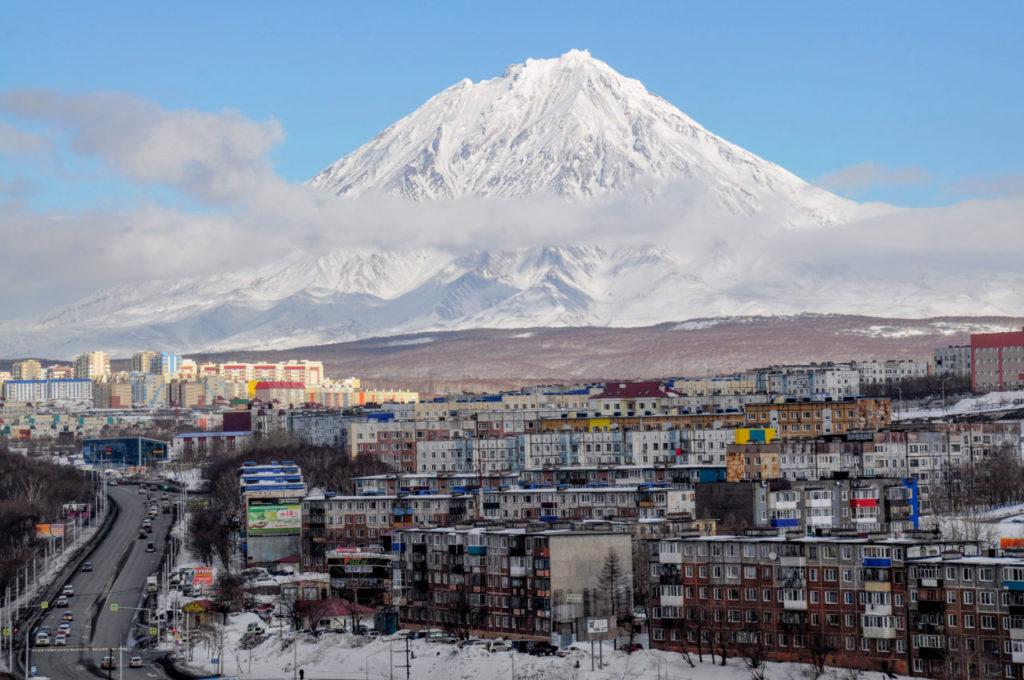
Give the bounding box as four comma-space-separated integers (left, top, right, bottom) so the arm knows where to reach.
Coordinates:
129, 656, 143, 668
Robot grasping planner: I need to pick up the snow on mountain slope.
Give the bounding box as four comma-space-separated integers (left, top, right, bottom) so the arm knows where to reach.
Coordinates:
0, 245, 712, 355
311, 50, 852, 227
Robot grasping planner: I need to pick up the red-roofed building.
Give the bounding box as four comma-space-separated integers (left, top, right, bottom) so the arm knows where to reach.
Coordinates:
971, 327, 1024, 392
296, 599, 375, 630
253, 381, 306, 406
591, 380, 681, 416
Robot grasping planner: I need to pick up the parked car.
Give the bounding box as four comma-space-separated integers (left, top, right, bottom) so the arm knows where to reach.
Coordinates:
246, 623, 265, 635
129, 656, 143, 668
488, 640, 511, 653
530, 642, 558, 656
101, 655, 117, 669
81, 560, 93, 572
458, 638, 483, 649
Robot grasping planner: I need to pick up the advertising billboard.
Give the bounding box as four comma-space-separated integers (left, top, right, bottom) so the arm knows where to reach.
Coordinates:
193, 567, 215, 586
246, 499, 301, 535
35, 524, 64, 537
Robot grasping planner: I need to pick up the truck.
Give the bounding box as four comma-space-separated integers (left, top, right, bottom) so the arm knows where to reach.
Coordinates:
146, 576, 158, 594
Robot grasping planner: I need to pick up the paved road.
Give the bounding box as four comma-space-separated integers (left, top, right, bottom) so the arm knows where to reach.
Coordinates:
29, 484, 175, 680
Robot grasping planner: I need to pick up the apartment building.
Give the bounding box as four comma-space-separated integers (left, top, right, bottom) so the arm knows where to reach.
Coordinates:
971, 328, 1024, 393
694, 478, 918, 535
392, 524, 632, 641
934, 346, 972, 378
11, 359, 42, 380
72, 351, 110, 379
743, 397, 891, 439
648, 533, 982, 677
855, 359, 931, 385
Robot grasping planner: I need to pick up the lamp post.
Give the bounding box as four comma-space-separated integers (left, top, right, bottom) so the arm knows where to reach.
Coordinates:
940, 376, 952, 414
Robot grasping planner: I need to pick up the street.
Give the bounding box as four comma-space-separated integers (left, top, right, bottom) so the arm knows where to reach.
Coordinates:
28, 484, 175, 680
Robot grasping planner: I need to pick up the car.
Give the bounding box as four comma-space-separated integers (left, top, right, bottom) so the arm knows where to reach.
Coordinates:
161, 493, 169, 500
256, 573, 275, 582
58, 622, 71, 634
488, 640, 511, 653
53, 633, 66, 646
138, 530, 148, 539
81, 560, 93, 572
38, 626, 51, 636
129, 656, 143, 668
246, 623, 265, 635
34, 633, 49, 647
62, 612, 73, 622
55, 595, 69, 607
531, 641, 557, 656
137, 487, 147, 495
101, 656, 117, 669
625, 643, 644, 652
145, 542, 155, 552
458, 638, 483, 649
61, 584, 74, 596
108, 479, 119, 486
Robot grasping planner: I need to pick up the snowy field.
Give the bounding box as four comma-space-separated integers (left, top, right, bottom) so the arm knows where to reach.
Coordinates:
895, 389, 1024, 422
175, 620, 916, 680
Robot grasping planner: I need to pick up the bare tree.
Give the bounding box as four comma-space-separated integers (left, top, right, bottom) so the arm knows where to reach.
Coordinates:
736, 628, 768, 680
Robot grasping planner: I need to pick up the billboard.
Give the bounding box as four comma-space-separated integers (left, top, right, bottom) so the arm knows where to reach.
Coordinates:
193, 567, 215, 586
247, 499, 301, 535
35, 524, 64, 537
587, 619, 608, 634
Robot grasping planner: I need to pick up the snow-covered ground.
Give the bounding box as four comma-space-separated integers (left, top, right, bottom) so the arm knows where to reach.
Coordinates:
175, 619, 917, 680
895, 389, 1024, 421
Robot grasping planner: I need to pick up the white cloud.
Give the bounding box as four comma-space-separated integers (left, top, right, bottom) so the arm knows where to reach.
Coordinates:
953, 172, 1024, 198
0, 89, 285, 205
816, 161, 931, 194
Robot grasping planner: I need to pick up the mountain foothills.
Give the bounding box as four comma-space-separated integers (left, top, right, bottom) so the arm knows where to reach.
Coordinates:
0, 50, 1017, 358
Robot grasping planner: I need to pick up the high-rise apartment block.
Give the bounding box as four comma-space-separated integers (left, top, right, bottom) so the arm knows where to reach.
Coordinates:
72, 351, 110, 379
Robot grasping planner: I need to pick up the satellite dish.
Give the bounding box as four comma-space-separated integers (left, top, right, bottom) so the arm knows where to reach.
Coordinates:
768, 552, 778, 561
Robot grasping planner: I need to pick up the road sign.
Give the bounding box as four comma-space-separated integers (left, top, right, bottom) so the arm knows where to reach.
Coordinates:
2, 627, 9, 636
110, 603, 119, 611
211, 657, 219, 664
41, 601, 48, 609
149, 627, 158, 635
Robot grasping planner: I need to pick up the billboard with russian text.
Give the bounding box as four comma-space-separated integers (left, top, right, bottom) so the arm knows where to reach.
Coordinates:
246, 500, 301, 535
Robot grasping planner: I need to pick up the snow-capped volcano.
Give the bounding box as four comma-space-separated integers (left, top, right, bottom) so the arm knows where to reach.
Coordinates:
311, 50, 851, 226
6, 50, 1019, 359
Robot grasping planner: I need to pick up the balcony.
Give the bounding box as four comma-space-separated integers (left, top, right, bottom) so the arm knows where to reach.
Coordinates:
862, 626, 897, 639
1004, 579, 1024, 592
917, 577, 942, 589
659, 551, 682, 565
865, 602, 892, 616
783, 598, 807, 611
467, 545, 486, 555
779, 555, 806, 567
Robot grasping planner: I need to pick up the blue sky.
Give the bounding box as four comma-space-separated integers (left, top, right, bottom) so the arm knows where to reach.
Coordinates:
2, 0, 1022, 208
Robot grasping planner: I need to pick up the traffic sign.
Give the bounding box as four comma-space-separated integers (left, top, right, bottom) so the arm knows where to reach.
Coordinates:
211, 657, 219, 664
149, 627, 158, 635
2, 627, 10, 636
110, 603, 119, 611
41, 601, 48, 609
